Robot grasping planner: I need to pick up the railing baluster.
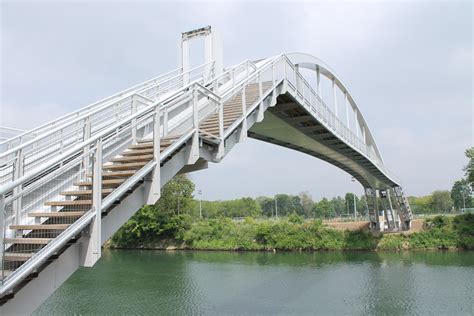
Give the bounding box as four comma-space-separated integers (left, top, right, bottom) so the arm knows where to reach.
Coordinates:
163, 107, 169, 137
82, 117, 91, 180
271, 61, 275, 85
12, 149, 23, 232
131, 95, 137, 144
0, 193, 4, 284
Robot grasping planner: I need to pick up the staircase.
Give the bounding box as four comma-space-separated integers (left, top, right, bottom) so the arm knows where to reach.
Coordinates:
0, 56, 276, 309
1, 137, 179, 279
392, 186, 413, 230
200, 82, 273, 138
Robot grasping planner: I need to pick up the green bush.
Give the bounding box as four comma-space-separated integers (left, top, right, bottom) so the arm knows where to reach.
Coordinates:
453, 213, 474, 249
111, 214, 473, 251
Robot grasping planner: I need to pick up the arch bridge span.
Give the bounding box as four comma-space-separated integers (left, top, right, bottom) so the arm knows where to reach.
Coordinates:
0, 27, 412, 313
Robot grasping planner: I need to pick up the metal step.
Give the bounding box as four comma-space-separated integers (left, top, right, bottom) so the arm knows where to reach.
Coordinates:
73, 179, 125, 187
61, 188, 115, 196
85, 171, 136, 178
4, 238, 53, 245
45, 200, 92, 206
110, 155, 153, 163
3, 253, 34, 262
10, 224, 70, 230
102, 162, 148, 170
28, 211, 86, 218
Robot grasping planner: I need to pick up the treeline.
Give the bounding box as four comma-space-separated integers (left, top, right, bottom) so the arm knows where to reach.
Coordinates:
195, 192, 368, 219
409, 146, 474, 214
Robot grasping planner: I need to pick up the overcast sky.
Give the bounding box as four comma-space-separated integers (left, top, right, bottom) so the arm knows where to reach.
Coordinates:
1, 0, 472, 201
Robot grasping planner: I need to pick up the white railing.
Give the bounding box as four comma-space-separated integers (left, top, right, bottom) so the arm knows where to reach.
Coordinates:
0, 62, 215, 188
0, 127, 27, 142
0, 67, 185, 152
0, 57, 256, 295
0, 53, 401, 297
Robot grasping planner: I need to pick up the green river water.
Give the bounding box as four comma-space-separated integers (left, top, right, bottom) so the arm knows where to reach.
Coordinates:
34, 250, 474, 315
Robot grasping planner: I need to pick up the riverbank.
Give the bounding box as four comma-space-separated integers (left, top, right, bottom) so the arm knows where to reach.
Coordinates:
108, 213, 474, 252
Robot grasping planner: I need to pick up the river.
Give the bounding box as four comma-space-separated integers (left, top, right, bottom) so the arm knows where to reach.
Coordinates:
34, 250, 474, 315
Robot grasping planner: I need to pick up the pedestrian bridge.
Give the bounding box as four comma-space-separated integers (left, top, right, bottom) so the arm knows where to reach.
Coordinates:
0, 26, 412, 314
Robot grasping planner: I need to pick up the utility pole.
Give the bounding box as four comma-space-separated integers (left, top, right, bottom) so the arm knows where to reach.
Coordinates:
177, 192, 180, 215
353, 194, 357, 219
351, 177, 356, 220
275, 196, 278, 219
197, 189, 202, 218
462, 188, 466, 212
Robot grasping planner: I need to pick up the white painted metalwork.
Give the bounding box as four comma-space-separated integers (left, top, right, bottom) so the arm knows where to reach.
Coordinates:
0, 29, 412, 312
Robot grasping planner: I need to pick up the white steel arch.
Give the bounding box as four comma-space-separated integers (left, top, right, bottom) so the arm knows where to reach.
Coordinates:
286, 52, 384, 164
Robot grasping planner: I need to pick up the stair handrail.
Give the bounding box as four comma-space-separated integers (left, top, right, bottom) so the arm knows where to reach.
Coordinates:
0, 78, 205, 196
0, 91, 203, 295
0, 68, 182, 149
0, 157, 157, 296
0, 61, 215, 159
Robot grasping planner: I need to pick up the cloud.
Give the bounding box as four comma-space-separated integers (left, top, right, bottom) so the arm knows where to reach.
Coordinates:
1, 1, 471, 200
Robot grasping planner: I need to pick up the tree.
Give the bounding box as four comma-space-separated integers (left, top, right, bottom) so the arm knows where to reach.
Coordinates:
256, 196, 275, 217
430, 190, 453, 213
451, 179, 473, 210
357, 195, 368, 216
299, 191, 314, 218
408, 195, 433, 214
344, 193, 359, 216
313, 198, 331, 219
111, 175, 195, 246
464, 147, 474, 189
330, 196, 345, 217
161, 175, 195, 215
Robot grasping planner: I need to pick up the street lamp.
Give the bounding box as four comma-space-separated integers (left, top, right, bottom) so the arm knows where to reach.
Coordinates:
351, 177, 357, 219
275, 196, 278, 219
197, 189, 202, 218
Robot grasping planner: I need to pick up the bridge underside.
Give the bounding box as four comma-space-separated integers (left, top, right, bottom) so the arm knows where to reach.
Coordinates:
248, 93, 396, 190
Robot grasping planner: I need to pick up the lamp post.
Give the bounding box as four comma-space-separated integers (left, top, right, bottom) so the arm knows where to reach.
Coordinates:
197, 189, 202, 218
275, 196, 278, 219
351, 177, 357, 219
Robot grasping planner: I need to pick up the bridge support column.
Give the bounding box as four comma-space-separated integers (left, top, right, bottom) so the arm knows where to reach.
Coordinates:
180, 26, 223, 82
81, 139, 102, 267
387, 189, 400, 229
181, 37, 190, 84
380, 190, 395, 230
365, 188, 382, 231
